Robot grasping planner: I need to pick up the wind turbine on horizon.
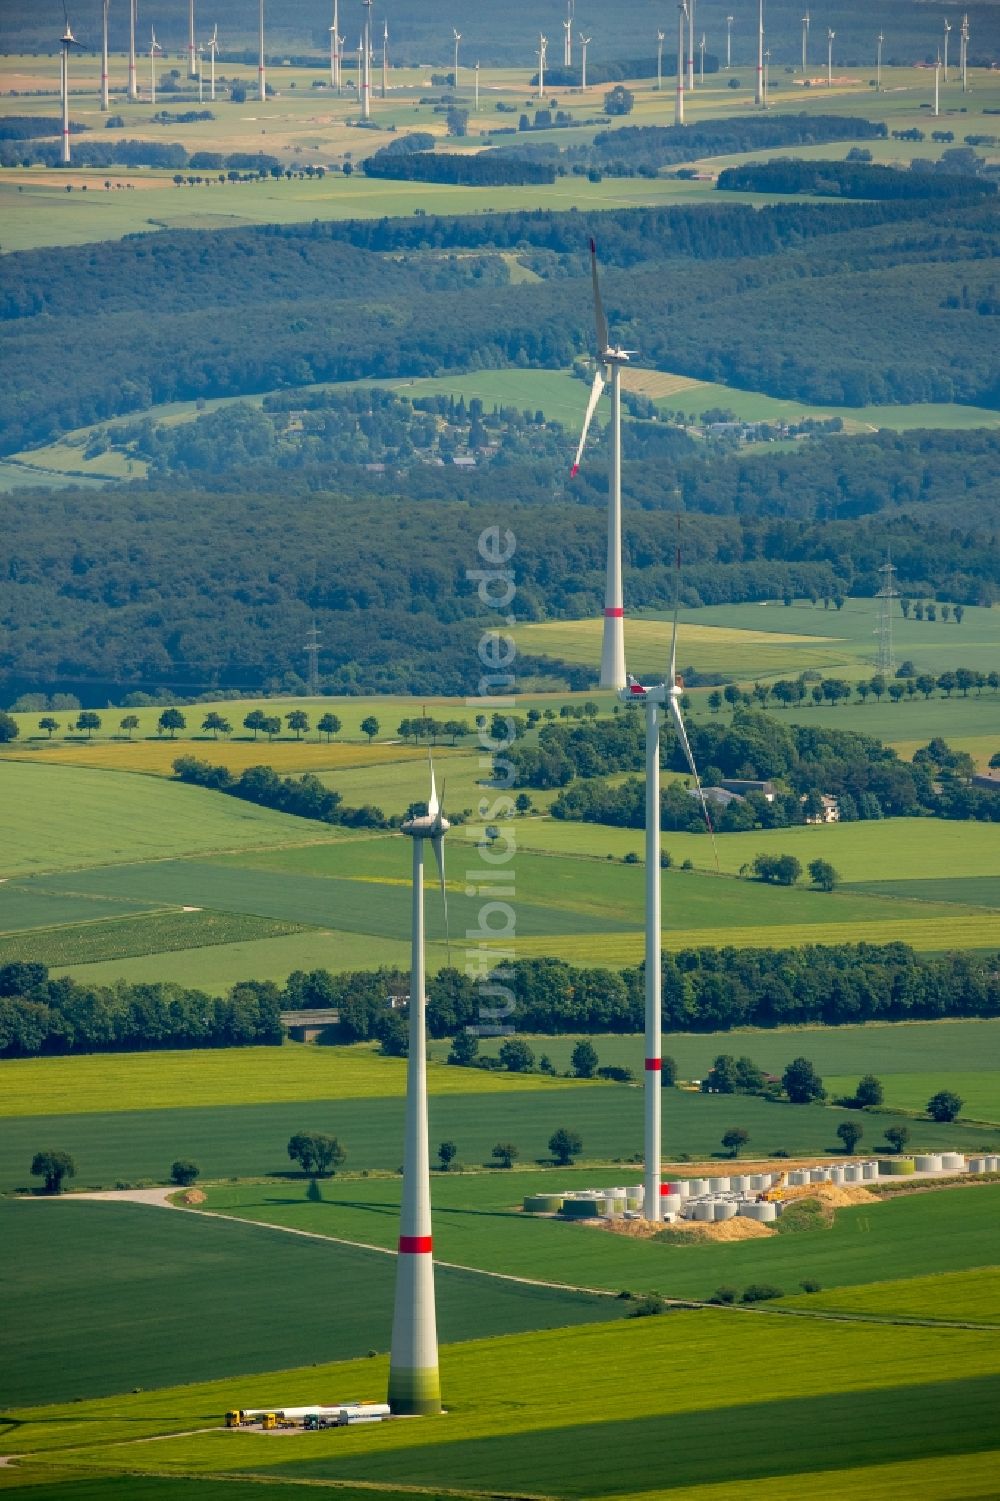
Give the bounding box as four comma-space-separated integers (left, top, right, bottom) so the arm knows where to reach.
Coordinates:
187, 0, 197, 78
943, 17, 951, 82
148, 23, 161, 105
382, 18, 389, 98
360, 0, 373, 118
827, 26, 835, 86
452, 27, 461, 90
801, 10, 809, 75
569, 240, 631, 694
687, 0, 696, 92
59, 5, 85, 165
676, 1, 688, 123
876, 30, 884, 92
258, 0, 266, 101
330, 0, 341, 90
725, 13, 733, 70
699, 31, 706, 86
386, 759, 446, 1416
579, 33, 590, 89
207, 23, 218, 100
537, 32, 547, 99
656, 29, 665, 91
100, 0, 110, 111
755, 0, 764, 105
128, 0, 138, 100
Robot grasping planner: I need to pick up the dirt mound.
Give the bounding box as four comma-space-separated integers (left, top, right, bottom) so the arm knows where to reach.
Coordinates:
181, 1188, 206, 1205
810, 1183, 874, 1207
597, 1215, 773, 1242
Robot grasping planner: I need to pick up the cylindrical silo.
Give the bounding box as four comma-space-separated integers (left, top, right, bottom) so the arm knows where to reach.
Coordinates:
986, 1157, 999, 1172
670, 1180, 690, 1199
523, 1194, 564, 1214
708, 1177, 731, 1195
749, 1174, 766, 1191
941, 1153, 966, 1171
660, 1192, 682, 1216
739, 1201, 777, 1222
844, 1165, 861, 1183
809, 1168, 829, 1183
829, 1167, 845, 1185
862, 1161, 879, 1180
692, 1201, 715, 1222
687, 1179, 709, 1197
561, 1197, 600, 1218
967, 1157, 987, 1173
713, 1201, 737, 1221
788, 1170, 808, 1187
915, 1154, 942, 1172
731, 1175, 749, 1192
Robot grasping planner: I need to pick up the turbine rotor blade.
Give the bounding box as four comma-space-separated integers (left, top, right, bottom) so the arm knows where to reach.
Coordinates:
669, 697, 720, 873
430, 829, 450, 965
589, 237, 609, 353
570, 368, 605, 477
668, 544, 680, 689
427, 751, 439, 822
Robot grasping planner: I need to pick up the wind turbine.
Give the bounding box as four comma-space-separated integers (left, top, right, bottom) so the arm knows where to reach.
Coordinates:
537, 33, 547, 99
197, 40, 204, 102
934, 49, 941, 114
687, 0, 696, 91
360, 0, 373, 119
474, 58, 480, 109
621, 547, 718, 1223
960, 13, 968, 93
755, 0, 764, 105
128, 0, 138, 100
208, 24, 218, 101
381, 19, 388, 98
725, 13, 733, 70
258, 0, 266, 102
827, 26, 834, 86
452, 27, 461, 91
187, 0, 197, 78
330, 0, 340, 89
699, 32, 706, 86
100, 0, 110, 112
656, 29, 665, 91
675, 1, 687, 124
579, 33, 590, 89
149, 24, 161, 106
59, 7, 85, 165
943, 18, 951, 82
570, 240, 632, 692
876, 30, 884, 92
386, 760, 446, 1416
763, 44, 770, 103
563, 14, 572, 68
801, 10, 809, 75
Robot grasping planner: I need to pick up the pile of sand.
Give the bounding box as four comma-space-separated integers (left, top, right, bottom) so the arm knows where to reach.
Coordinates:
808, 1183, 874, 1208
597, 1215, 774, 1242
181, 1188, 206, 1205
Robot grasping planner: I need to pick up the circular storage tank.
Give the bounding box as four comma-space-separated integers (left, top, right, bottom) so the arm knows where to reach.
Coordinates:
829, 1167, 845, 1185
967, 1157, 987, 1173
670, 1180, 690, 1199
810, 1168, 829, 1183
713, 1201, 737, 1221
941, 1154, 966, 1172
986, 1157, 1000, 1172
748, 1174, 766, 1191
788, 1170, 809, 1187
739, 1201, 777, 1223
692, 1201, 715, 1222
523, 1194, 564, 1214
660, 1193, 682, 1216
879, 1158, 916, 1176
626, 1195, 642, 1212
730, 1175, 749, 1192
708, 1177, 731, 1195
844, 1165, 862, 1183
862, 1161, 879, 1180
561, 1197, 601, 1219
687, 1179, 709, 1197
915, 1155, 943, 1172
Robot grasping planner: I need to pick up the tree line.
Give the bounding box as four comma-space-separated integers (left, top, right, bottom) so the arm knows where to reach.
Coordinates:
363, 149, 555, 186
172, 756, 386, 828
717, 159, 997, 201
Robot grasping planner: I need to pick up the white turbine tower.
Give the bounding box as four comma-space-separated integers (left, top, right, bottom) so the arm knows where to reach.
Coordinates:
960, 13, 968, 93
386, 760, 446, 1417
876, 30, 884, 92
943, 18, 951, 82
801, 10, 809, 75
699, 31, 706, 86
149, 24, 161, 105
187, 0, 197, 78
258, 0, 266, 102
208, 24, 218, 100
755, 0, 764, 105
59, 7, 85, 165
360, 0, 373, 118
580, 33, 590, 89
128, 0, 138, 100
330, 0, 340, 89
934, 49, 941, 114
382, 19, 389, 98
687, 0, 695, 91
656, 29, 665, 91
827, 27, 834, 86
763, 44, 770, 103
197, 39, 204, 102
537, 33, 547, 99
563, 14, 572, 68
676, 1, 687, 123
100, 0, 110, 112
621, 547, 717, 1223
452, 27, 461, 90
725, 13, 733, 71
570, 240, 631, 693
474, 58, 480, 108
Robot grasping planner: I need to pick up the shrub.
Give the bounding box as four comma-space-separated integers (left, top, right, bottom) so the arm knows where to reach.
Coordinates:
741, 1283, 784, 1303
799, 1279, 822, 1294
626, 1291, 665, 1318
709, 1286, 738, 1305
169, 1159, 200, 1186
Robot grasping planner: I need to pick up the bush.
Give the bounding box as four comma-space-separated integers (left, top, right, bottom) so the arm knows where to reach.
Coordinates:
927, 1089, 963, 1122
799, 1279, 822, 1293
709, 1286, 738, 1305
741, 1283, 784, 1303
571, 1040, 600, 1078
549, 1127, 583, 1165
169, 1159, 200, 1186
626, 1291, 665, 1318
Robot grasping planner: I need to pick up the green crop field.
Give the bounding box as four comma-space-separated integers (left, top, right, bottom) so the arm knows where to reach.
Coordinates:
825, 1072, 1000, 1125
5, 1311, 998, 1499
0, 762, 332, 877
781, 1267, 1000, 1325
198, 1177, 1000, 1304
0, 910, 309, 967
6, 1081, 995, 1195
1, 1198, 621, 1405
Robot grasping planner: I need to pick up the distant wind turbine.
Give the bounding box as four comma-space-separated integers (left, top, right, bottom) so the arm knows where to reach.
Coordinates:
128, 0, 138, 100
453, 27, 461, 90
827, 26, 835, 86
656, 29, 665, 91
943, 18, 951, 82
876, 30, 884, 92
676, 1, 687, 124
360, 0, 373, 118
382, 19, 388, 98
100, 0, 110, 111
386, 759, 446, 1416
187, 0, 197, 78
699, 31, 706, 86
570, 240, 632, 692
474, 58, 480, 109
197, 40, 204, 102
537, 32, 547, 99
60, 6, 85, 164
563, 13, 572, 67
960, 12, 969, 93
208, 24, 218, 101
330, 0, 340, 89
725, 13, 733, 70
258, 0, 266, 102
149, 24, 161, 106
579, 33, 590, 89
755, 0, 764, 105
801, 10, 809, 75
934, 49, 941, 114
687, 0, 695, 91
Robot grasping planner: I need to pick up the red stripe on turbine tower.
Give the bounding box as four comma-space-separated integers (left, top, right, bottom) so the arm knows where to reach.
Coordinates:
645, 1058, 662, 1071
604, 607, 624, 617
398, 1235, 433, 1254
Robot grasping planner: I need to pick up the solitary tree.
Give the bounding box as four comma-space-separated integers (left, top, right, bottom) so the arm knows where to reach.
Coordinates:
854, 1074, 884, 1108
437, 1140, 457, 1172
447, 1031, 479, 1067
491, 1141, 519, 1169
286, 710, 310, 740
158, 708, 186, 739
571, 1040, 600, 1079
782, 1056, 826, 1104
119, 713, 140, 739
360, 715, 380, 743
0, 711, 18, 743
287, 1131, 346, 1176
927, 1089, 963, 1122
76, 711, 101, 738
807, 858, 839, 892
317, 712, 342, 742
38, 716, 60, 738
722, 1127, 750, 1158
883, 1125, 910, 1155
837, 1121, 863, 1154
661, 1056, 678, 1087
170, 1159, 200, 1186
499, 1038, 535, 1073
603, 83, 634, 114
549, 1127, 583, 1165
31, 1149, 76, 1194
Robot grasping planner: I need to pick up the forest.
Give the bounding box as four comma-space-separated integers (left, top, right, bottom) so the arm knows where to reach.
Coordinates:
717, 159, 997, 200
363, 149, 555, 186
2, 943, 997, 1058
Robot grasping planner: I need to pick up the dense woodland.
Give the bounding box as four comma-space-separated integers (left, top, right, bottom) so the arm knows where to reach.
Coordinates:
2, 944, 997, 1058
717, 159, 998, 200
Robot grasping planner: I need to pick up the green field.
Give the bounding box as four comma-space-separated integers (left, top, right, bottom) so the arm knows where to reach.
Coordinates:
0, 1198, 621, 1405
0, 910, 310, 966
6, 1311, 998, 1499
198, 1176, 1000, 1303
781, 1267, 1000, 1325
825, 1072, 1000, 1124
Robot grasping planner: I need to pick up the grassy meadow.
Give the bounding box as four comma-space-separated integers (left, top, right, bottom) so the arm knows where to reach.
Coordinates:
781, 1267, 1000, 1325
